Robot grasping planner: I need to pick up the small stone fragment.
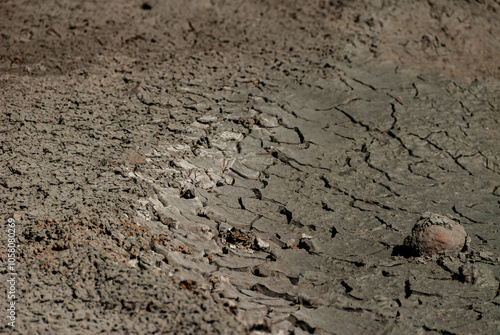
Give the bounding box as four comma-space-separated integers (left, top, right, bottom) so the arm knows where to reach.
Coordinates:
404, 213, 468, 256
298, 237, 321, 254
254, 237, 270, 251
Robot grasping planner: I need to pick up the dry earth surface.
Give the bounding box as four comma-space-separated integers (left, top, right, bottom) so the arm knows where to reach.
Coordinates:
1, 0, 500, 334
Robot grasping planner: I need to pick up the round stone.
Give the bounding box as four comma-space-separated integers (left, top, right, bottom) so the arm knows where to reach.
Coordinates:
404, 213, 468, 256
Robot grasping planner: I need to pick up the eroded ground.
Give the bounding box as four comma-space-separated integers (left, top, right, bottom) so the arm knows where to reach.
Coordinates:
1, 0, 499, 334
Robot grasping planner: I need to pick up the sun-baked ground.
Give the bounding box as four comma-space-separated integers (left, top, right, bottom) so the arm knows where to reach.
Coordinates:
1, 1, 499, 334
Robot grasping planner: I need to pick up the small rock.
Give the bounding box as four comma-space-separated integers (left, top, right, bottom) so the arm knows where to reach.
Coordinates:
298, 237, 321, 254
254, 237, 270, 251
404, 213, 468, 256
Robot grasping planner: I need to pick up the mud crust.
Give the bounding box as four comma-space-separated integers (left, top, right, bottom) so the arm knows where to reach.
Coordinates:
1, 1, 499, 334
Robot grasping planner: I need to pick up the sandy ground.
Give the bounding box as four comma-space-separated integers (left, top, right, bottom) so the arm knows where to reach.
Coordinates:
1, 0, 500, 334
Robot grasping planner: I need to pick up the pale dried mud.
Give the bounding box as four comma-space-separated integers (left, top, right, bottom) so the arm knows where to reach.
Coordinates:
1, 1, 499, 334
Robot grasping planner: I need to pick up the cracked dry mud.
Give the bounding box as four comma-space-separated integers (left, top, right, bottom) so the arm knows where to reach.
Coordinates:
1, 0, 500, 334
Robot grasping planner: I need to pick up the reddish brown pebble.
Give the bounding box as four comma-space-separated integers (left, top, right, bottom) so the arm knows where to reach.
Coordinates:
404, 214, 467, 256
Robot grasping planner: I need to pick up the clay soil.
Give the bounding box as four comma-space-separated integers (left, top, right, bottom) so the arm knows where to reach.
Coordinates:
1, 0, 500, 334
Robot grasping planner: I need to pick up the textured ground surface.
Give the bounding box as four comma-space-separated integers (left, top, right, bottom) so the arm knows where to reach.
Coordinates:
1, 0, 499, 334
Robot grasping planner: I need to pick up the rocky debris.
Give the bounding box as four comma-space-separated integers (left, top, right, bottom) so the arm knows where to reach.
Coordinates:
404, 214, 469, 256
224, 228, 255, 248
220, 228, 270, 252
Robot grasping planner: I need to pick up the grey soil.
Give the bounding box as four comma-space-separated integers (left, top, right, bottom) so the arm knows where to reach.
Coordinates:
1, 0, 499, 334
